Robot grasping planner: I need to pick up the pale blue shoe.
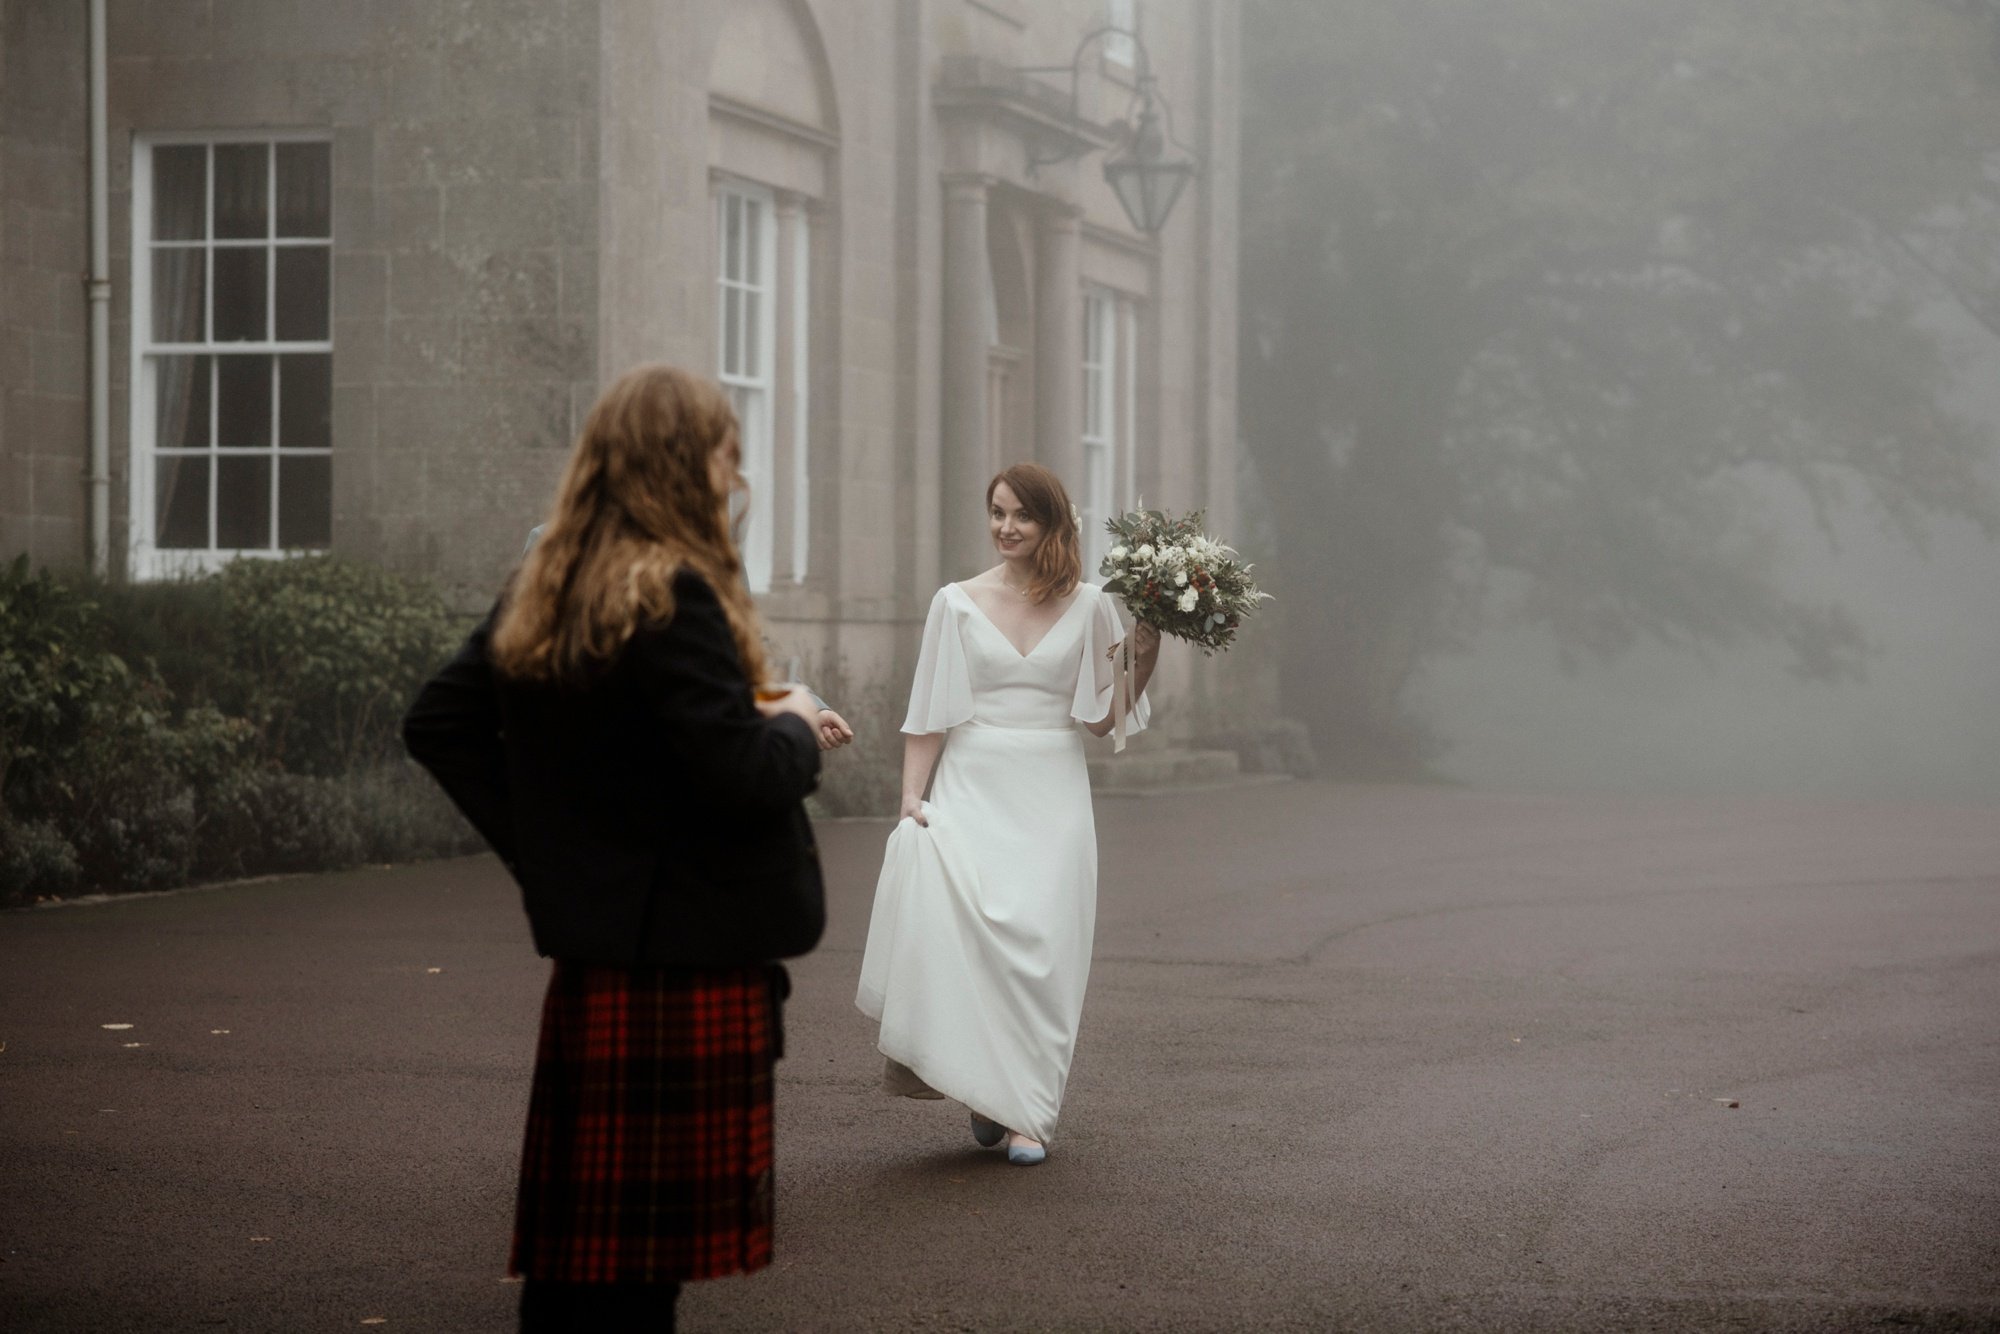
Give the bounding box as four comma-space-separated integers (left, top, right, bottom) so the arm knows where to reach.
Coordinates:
970, 1113, 1006, 1148
1005, 1135, 1047, 1167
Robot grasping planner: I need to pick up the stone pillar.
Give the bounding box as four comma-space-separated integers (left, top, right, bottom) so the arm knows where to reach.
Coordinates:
1034, 203, 1083, 494
940, 174, 991, 579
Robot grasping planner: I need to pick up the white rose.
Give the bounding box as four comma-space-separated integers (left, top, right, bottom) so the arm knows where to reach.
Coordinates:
1177, 588, 1199, 613
1135, 544, 1154, 560
1109, 545, 1129, 561
1174, 572, 1188, 587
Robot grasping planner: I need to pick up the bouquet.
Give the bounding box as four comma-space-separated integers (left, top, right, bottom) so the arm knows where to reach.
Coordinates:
1097, 508, 1269, 655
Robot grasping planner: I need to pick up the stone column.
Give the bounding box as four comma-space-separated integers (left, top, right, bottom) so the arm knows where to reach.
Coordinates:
1035, 203, 1083, 493
940, 174, 991, 579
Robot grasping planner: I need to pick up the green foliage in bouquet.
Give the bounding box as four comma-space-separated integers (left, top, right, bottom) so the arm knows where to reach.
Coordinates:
1097, 509, 1270, 655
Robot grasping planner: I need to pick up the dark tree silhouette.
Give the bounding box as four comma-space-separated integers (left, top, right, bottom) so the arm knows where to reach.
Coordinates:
1242, 0, 2000, 771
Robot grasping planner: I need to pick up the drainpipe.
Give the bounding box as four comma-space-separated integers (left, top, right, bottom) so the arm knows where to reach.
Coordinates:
87, 0, 111, 577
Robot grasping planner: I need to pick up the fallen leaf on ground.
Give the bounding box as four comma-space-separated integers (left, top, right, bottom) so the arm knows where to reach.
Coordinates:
1714, 1098, 1740, 1108
249, 1236, 271, 1243
211, 1029, 230, 1035
101, 1023, 133, 1031
361, 1320, 388, 1327
121, 1042, 146, 1049
426, 968, 443, 974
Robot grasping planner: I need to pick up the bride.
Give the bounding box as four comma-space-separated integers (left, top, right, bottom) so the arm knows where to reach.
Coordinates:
856, 463, 1160, 1165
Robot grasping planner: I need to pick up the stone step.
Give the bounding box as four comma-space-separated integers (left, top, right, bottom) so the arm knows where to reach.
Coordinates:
1088, 745, 1255, 794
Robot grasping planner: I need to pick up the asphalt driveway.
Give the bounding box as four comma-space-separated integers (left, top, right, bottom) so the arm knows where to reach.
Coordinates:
3, 781, 1997, 1331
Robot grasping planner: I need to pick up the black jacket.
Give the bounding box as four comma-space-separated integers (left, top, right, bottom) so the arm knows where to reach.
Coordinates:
402, 570, 824, 967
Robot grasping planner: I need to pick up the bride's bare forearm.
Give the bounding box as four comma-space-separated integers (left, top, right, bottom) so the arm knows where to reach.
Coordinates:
901, 732, 944, 801
1130, 643, 1159, 700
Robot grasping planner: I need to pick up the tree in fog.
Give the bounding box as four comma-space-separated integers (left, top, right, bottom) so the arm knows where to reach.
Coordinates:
1242, 0, 2000, 770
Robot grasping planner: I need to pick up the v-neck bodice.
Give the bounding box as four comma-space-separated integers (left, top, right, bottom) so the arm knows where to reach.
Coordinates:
952, 581, 1085, 658
943, 581, 1090, 728
898, 582, 1150, 736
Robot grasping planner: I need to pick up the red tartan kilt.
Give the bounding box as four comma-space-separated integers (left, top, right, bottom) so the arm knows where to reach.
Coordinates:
510, 960, 780, 1284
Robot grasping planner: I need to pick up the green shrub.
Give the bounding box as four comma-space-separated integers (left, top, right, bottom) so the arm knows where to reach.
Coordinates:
1, 555, 472, 903
196, 761, 480, 879
0, 554, 135, 803
343, 760, 485, 864
206, 556, 462, 776
198, 767, 367, 877
0, 816, 81, 903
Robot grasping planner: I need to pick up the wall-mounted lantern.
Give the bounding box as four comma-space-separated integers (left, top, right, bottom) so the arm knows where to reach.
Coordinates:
1017, 25, 1199, 236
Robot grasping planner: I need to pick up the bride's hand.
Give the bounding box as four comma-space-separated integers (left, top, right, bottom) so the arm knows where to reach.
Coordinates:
899, 793, 929, 826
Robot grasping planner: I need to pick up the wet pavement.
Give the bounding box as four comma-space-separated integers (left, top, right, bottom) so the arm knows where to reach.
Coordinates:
3, 780, 1997, 1331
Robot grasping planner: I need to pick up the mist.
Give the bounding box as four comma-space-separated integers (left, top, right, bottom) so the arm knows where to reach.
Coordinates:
1239, 0, 2000, 804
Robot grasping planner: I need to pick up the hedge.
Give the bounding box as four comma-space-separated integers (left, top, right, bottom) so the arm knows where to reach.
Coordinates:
0, 554, 479, 906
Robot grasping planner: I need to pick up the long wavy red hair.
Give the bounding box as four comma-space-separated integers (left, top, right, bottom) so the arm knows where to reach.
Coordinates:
986, 463, 1082, 604
491, 364, 769, 687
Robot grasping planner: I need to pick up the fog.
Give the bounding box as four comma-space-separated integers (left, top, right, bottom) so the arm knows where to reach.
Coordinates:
1239, 0, 2000, 805
1419, 297, 2000, 804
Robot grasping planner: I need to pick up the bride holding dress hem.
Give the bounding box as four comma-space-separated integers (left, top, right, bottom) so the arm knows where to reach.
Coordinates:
855, 462, 1160, 1166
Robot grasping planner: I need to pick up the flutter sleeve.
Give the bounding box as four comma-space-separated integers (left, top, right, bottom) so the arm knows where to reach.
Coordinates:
1072, 585, 1151, 735
901, 586, 976, 735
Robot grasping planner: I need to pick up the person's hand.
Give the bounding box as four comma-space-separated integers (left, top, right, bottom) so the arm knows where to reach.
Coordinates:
754, 685, 821, 731
1107, 620, 1164, 662
899, 792, 928, 826
815, 708, 855, 750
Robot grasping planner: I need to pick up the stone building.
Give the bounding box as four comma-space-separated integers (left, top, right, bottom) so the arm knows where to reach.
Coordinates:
2, 0, 1242, 742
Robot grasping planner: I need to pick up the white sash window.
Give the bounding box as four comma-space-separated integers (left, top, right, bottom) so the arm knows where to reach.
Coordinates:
131, 134, 333, 577
716, 184, 778, 592
1081, 288, 1138, 577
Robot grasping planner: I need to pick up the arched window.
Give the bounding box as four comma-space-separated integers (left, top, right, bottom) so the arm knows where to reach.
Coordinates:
708, 0, 837, 593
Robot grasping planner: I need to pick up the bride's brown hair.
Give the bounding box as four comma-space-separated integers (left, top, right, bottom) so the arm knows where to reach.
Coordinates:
491, 364, 769, 687
987, 463, 1082, 604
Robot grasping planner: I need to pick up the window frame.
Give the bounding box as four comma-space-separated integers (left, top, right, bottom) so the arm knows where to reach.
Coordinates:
714, 180, 780, 593
1080, 286, 1143, 580
129, 130, 334, 580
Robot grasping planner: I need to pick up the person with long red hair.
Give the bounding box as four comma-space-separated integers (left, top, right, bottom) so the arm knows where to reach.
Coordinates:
856, 462, 1161, 1165
403, 364, 826, 1332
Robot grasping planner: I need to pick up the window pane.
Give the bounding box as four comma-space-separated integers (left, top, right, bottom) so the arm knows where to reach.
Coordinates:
743, 287, 761, 376
152, 145, 207, 241
725, 195, 741, 279
214, 143, 269, 239
150, 247, 206, 343
216, 453, 273, 549
217, 355, 273, 448
156, 454, 210, 549
275, 142, 331, 237
278, 455, 333, 548
278, 355, 332, 449
212, 247, 268, 342
156, 354, 211, 449
275, 246, 330, 341
722, 288, 741, 376
743, 200, 762, 285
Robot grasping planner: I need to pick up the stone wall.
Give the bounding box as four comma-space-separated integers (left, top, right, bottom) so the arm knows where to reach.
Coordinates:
101, 0, 600, 604
0, 1, 91, 569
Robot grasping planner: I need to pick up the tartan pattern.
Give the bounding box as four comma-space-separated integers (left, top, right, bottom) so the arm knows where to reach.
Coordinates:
510, 961, 778, 1284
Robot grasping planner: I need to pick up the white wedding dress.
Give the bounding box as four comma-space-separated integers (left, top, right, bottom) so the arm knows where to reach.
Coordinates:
856, 581, 1148, 1145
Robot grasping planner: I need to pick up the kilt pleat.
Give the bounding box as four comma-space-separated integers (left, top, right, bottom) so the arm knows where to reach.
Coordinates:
509, 961, 779, 1284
